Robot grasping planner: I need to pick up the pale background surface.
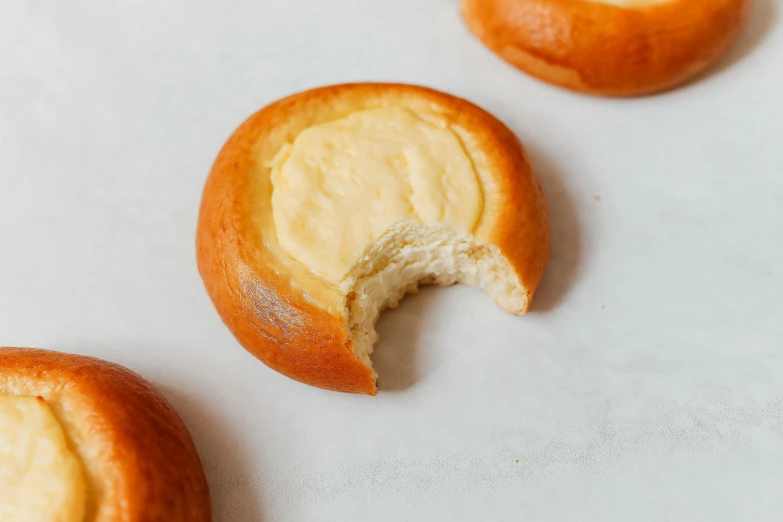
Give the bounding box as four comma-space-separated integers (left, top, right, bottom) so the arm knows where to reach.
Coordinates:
1, 1, 782, 520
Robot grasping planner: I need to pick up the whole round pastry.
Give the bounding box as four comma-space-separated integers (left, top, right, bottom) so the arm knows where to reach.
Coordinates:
0, 347, 211, 522
197, 82, 550, 395
461, 0, 751, 96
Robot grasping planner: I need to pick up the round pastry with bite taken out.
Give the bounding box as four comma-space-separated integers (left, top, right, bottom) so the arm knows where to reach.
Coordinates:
197, 82, 550, 395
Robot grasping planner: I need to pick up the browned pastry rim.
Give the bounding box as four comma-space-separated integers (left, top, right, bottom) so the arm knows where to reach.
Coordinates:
462, 0, 751, 96
0, 347, 211, 521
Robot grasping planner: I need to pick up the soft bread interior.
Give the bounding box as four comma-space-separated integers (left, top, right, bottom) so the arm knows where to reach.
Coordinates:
341, 221, 527, 375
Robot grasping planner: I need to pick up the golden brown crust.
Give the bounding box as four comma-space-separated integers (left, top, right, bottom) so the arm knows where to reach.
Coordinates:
196, 83, 550, 395
461, 0, 750, 96
0, 347, 211, 522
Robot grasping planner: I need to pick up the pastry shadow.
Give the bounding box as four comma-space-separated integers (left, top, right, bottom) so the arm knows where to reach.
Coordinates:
158, 385, 265, 522
689, 0, 776, 87
525, 146, 582, 313
372, 285, 443, 392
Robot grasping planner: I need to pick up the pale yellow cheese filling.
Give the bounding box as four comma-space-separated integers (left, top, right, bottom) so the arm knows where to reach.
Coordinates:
270, 107, 483, 285
0, 395, 86, 522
